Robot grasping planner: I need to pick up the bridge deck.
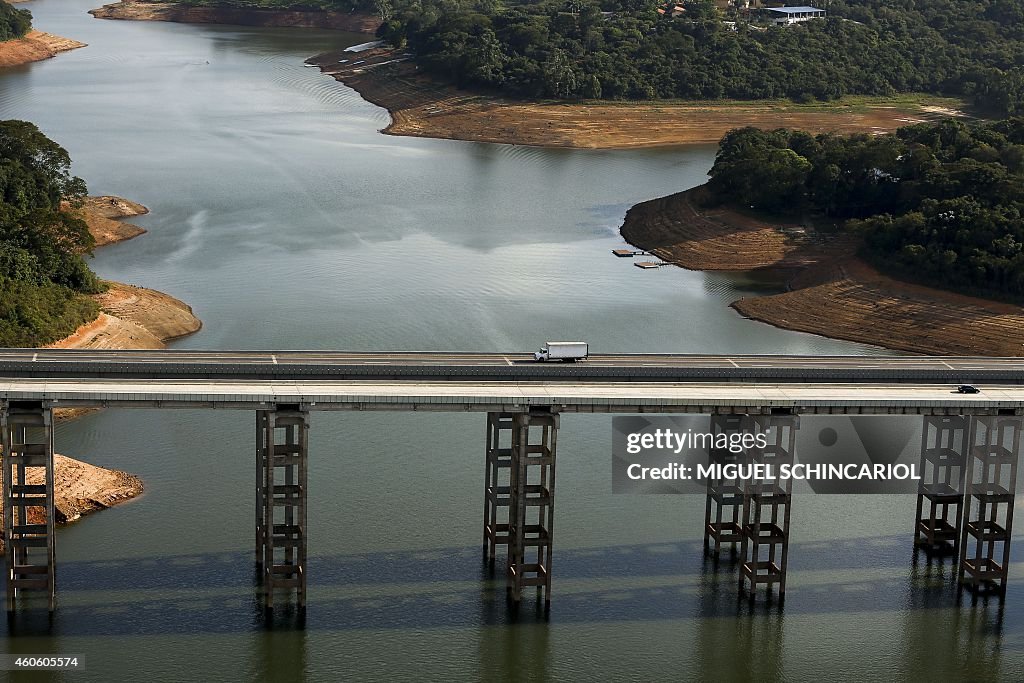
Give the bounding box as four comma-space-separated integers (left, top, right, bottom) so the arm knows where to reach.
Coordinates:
2, 378, 1023, 414
1, 350, 1021, 414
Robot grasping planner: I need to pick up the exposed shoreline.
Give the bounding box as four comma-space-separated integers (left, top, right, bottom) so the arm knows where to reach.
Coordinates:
0, 31, 86, 69
621, 187, 1024, 356
90, 1, 380, 31
63, 195, 149, 247
51, 196, 203, 351
1, 197, 202, 549
86, 4, 969, 149
307, 47, 968, 148
0, 454, 144, 554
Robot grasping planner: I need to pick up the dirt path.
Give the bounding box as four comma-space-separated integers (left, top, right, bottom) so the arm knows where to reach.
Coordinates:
0, 31, 86, 68
309, 47, 968, 148
621, 187, 1024, 356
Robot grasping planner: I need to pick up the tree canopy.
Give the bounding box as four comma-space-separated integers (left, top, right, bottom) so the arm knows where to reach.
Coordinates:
369, 0, 1024, 114
0, 0, 31, 42
0, 121, 101, 347
705, 117, 1024, 299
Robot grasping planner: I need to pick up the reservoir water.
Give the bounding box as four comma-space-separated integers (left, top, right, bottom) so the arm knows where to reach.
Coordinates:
1, 1, 1022, 680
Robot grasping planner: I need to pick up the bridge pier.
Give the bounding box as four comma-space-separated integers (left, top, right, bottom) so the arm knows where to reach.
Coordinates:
958, 415, 1021, 595
507, 411, 558, 608
255, 407, 309, 612
1, 402, 56, 613
704, 415, 752, 560
915, 416, 969, 555
483, 412, 514, 565
739, 414, 797, 600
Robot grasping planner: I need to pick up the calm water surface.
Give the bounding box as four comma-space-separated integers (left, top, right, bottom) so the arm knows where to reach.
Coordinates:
1, 1, 1022, 680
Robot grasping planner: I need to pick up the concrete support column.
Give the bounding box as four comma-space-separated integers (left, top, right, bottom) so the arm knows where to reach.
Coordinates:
958, 415, 1021, 595
256, 409, 270, 569
704, 414, 752, 559
483, 412, 514, 565
2, 402, 56, 613
915, 416, 969, 555
507, 411, 558, 607
740, 414, 797, 600
255, 407, 309, 612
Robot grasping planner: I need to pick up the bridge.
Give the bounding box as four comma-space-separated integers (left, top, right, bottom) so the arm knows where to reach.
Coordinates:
1, 350, 1022, 615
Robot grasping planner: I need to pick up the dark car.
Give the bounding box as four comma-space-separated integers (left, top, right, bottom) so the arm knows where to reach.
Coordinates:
956, 384, 981, 394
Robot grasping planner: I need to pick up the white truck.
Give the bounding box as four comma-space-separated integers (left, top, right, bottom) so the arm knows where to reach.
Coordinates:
533, 341, 589, 362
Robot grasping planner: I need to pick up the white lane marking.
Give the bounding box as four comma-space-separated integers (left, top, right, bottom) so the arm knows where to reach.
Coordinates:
728, 359, 739, 367
941, 361, 954, 370
272, 355, 278, 365
503, 356, 514, 366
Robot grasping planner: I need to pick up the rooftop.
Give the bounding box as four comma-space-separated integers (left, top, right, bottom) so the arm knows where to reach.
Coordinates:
767, 6, 825, 12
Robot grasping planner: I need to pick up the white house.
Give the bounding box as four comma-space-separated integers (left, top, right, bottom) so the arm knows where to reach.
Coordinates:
765, 6, 826, 24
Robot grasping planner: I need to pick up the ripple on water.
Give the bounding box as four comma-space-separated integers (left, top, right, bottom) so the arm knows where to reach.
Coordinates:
249, 56, 382, 115
491, 141, 564, 165
0, 86, 33, 113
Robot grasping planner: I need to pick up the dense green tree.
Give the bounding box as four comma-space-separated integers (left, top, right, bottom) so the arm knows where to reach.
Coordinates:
0, 121, 105, 346
705, 117, 1024, 300
365, 0, 1024, 115
0, 0, 31, 42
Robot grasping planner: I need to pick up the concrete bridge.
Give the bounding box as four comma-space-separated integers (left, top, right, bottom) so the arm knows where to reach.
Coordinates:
2, 350, 1023, 615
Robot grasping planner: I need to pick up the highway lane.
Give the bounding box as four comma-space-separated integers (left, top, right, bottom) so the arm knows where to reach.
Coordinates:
0, 349, 1021, 384
1, 349, 1021, 368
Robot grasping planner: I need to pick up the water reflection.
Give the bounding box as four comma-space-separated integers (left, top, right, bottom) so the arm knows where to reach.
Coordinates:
900, 553, 1009, 681
0, 533, 1020, 638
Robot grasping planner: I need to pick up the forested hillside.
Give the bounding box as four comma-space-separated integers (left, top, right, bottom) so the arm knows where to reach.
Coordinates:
370, 0, 1024, 114
0, 121, 101, 346
0, 0, 32, 41
705, 117, 1024, 299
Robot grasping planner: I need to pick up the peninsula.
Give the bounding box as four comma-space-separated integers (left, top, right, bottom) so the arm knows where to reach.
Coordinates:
622, 119, 1024, 357
0, 194, 201, 551
0, 30, 85, 68
90, 0, 379, 31
307, 47, 965, 149
88, 1, 971, 149
0, 0, 85, 68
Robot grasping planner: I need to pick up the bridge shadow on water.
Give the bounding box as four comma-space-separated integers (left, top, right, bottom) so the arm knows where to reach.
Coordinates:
3, 532, 1022, 640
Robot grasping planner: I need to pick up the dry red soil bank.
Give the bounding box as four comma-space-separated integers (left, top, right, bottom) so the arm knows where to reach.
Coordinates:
309, 47, 965, 148
0, 31, 85, 68
621, 188, 1024, 356
91, 1, 379, 31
